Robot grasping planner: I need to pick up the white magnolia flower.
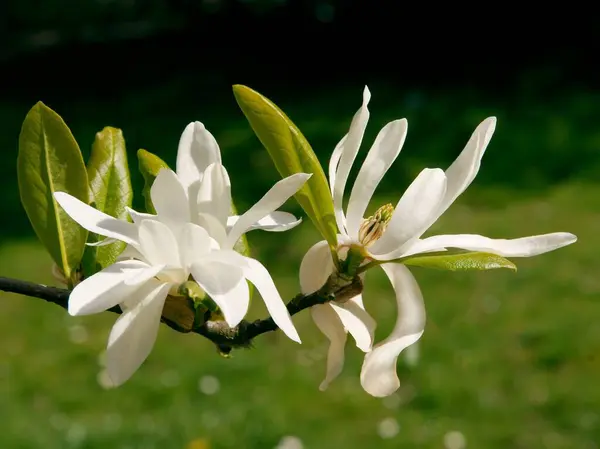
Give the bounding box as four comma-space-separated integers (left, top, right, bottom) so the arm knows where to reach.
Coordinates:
54, 175, 306, 383
300, 86, 577, 397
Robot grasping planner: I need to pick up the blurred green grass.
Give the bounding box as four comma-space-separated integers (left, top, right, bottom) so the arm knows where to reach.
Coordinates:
1, 81, 600, 448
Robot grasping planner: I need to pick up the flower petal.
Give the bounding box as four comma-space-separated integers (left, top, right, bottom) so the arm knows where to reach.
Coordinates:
360, 264, 425, 397
369, 168, 447, 258
196, 163, 232, 228
105, 280, 172, 386
54, 192, 138, 246
226, 211, 302, 233
190, 260, 248, 327
176, 121, 222, 190
331, 294, 376, 352
150, 169, 190, 223
225, 173, 311, 249
126, 207, 155, 224
202, 250, 301, 343
332, 86, 371, 234
299, 240, 335, 294
68, 260, 149, 315
196, 212, 227, 248
311, 303, 348, 390
345, 119, 408, 239
137, 219, 181, 268
404, 232, 578, 258
179, 223, 214, 267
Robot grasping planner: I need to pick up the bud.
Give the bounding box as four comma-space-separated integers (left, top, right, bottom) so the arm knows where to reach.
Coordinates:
358, 203, 394, 247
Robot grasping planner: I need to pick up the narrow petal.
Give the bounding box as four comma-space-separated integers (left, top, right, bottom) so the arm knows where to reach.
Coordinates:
196, 163, 232, 229
227, 211, 302, 233
345, 119, 408, 239
311, 304, 348, 390
360, 264, 425, 397
126, 207, 155, 224
299, 240, 335, 294
332, 86, 371, 234
404, 232, 578, 258
138, 219, 180, 267
331, 294, 376, 352
150, 169, 191, 223
437, 117, 496, 217
226, 173, 311, 249
54, 192, 138, 246
369, 168, 447, 258
68, 260, 149, 315
202, 250, 301, 343
190, 260, 248, 327
86, 238, 118, 247
176, 121, 222, 189
105, 281, 172, 386
328, 134, 347, 195
179, 223, 214, 268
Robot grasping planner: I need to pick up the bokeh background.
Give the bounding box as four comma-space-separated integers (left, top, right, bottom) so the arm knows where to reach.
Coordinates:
1, 2, 599, 448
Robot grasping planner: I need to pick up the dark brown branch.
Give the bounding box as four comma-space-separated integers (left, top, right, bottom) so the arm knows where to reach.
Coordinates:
0, 273, 362, 353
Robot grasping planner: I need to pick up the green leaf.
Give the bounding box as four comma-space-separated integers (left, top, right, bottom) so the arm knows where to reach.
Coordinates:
137, 149, 170, 214
17, 102, 89, 284
232, 85, 338, 257
402, 252, 517, 272
84, 127, 133, 272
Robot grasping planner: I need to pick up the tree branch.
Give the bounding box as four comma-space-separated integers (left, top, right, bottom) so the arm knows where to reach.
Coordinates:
0, 274, 362, 353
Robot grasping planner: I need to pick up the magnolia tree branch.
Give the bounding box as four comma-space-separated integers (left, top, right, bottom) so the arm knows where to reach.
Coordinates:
0, 274, 362, 354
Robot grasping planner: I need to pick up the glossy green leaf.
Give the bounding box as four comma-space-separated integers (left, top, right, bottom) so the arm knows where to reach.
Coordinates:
85, 127, 133, 272
232, 85, 338, 254
137, 149, 170, 214
17, 102, 89, 285
402, 252, 517, 272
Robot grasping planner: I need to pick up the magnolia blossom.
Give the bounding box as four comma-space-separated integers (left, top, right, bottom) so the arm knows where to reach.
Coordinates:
300, 86, 577, 397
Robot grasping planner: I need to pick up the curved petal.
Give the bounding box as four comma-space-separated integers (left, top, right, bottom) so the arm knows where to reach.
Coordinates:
105, 281, 172, 386
346, 119, 408, 239
227, 211, 302, 233
225, 173, 311, 249
176, 121, 222, 189
126, 207, 155, 225
196, 212, 227, 248
404, 232, 578, 258
369, 168, 447, 258
150, 169, 190, 223
202, 250, 301, 343
86, 237, 118, 247
196, 162, 232, 228
360, 264, 425, 397
328, 134, 347, 195
54, 192, 138, 246
68, 260, 149, 315
332, 86, 371, 234
311, 303, 348, 391
179, 222, 214, 267
138, 219, 181, 268
190, 260, 248, 327
331, 294, 376, 352
299, 240, 335, 294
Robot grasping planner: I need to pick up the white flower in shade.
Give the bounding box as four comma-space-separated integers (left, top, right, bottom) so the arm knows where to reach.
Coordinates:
300, 86, 577, 397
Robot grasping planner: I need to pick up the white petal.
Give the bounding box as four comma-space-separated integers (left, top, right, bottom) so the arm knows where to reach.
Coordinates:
311, 304, 348, 390
369, 168, 447, 258
332, 86, 371, 234
328, 134, 347, 196
202, 250, 301, 343
437, 117, 496, 217
138, 219, 180, 267
116, 245, 145, 261
345, 119, 408, 239
196, 163, 232, 228
331, 294, 376, 352
105, 281, 172, 386
179, 223, 214, 267
299, 240, 335, 294
54, 192, 138, 246
68, 260, 149, 315
150, 169, 190, 223
196, 212, 227, 248
225, 173, 311, 249
123, 264, 166, 286
176, 121, 221, 189
226, 211, 302, 233
126, 207, 155, 224
360, 264, 425, 397
405, 232, 578, 258
86, 237, 118, 247
190, 260, 248, 327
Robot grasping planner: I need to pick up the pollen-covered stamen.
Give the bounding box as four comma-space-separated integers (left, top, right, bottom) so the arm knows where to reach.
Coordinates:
358, 203, 394, 247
